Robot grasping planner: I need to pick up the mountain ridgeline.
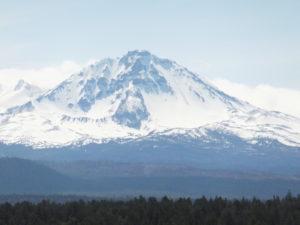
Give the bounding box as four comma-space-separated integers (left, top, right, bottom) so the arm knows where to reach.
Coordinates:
1, 50, 299, 148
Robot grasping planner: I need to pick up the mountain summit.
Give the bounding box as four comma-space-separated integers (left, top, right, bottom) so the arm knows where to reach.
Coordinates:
0, 80, 42, 112
0, 50, 300, 148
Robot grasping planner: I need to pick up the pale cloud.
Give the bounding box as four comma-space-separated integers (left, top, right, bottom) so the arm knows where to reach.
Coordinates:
212, 78, 300, 118
0, 61, 89, 90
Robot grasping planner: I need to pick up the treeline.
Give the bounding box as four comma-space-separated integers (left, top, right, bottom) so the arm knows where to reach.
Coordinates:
0, 194, 300, 225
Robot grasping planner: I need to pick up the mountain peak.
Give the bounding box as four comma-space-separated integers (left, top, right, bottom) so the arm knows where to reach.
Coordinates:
125, 49, 152, 57
13, 79, 41, 93
29, 50, 242, 119
119, 50, 153, 67
1, 51, 300, 148
14, 79, 27, 91
119, 50, 174, 71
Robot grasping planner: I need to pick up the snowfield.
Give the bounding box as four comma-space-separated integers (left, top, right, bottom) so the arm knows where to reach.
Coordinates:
0, 50, 300, 149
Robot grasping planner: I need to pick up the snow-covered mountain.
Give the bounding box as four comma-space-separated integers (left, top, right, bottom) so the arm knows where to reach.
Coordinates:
0, 50, 300, 149
0, 80, 43, 112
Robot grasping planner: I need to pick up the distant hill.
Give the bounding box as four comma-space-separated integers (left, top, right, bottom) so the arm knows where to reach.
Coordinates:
1, 157, 300, 198
0, 157, 78, 194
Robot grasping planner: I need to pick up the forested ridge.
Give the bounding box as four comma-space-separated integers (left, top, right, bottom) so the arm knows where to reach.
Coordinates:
0, 194, 300, 225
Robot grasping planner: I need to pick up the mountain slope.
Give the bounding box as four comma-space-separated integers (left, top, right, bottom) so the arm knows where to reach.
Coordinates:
0, 50, 300, 149
0, 80, 43, 113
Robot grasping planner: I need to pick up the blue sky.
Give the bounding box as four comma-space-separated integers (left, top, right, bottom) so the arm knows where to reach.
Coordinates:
1, 0, 300, 89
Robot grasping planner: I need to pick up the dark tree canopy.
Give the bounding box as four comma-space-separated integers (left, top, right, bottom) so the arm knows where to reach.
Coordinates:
0, 194, 300, 225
